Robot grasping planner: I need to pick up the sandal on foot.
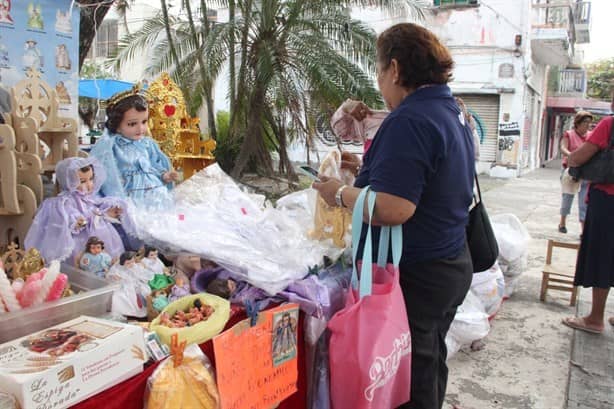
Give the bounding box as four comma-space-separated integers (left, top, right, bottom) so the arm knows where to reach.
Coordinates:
608, 317, 614, 326
558, 225, 568, 233
562, 317, 603, 334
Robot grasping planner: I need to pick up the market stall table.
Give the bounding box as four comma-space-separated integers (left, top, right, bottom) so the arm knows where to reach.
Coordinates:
72, 307, 307, 409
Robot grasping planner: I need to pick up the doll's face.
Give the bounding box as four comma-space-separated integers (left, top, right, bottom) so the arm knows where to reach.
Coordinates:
116, 108, 149, 141
147, 250, 158, 260
123, 258, 136, 268
76, 168, 94, 194
227, 279, 236, 294
89, 243, 103, 255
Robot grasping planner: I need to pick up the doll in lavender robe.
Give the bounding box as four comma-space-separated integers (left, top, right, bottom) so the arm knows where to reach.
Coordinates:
24, 157, 136, 265
79, 236, 112, 278
89, 87, 179, 209
168, 277, 190, 302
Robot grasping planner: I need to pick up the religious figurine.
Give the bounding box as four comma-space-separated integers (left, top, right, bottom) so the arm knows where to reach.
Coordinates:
79, 237, 112, 278
168, 276, 190, 302
89, 86, 179, 209
24, 157, 137, 265
107, 251, 151, 318
205, 278, 236, 300
140, 246, 166, 276
19, 248, 45, 279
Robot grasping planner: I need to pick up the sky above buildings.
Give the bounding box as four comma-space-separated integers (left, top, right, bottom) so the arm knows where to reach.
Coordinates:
582, 0, 613, 62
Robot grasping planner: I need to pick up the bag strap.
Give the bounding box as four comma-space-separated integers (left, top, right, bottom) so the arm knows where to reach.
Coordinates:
351, 186, 403, 298
474, 173, 482, 204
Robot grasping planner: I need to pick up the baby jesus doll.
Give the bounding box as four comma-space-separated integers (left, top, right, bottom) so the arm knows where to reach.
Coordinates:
107, 251, 151, 318
79, 236, 113, 278
25, 157, 137, 265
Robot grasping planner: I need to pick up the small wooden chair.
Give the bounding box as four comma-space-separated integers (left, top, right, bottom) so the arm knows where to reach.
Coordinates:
540, 240, 580, 306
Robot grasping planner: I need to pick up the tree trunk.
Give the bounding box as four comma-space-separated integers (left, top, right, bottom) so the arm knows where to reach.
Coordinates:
231, 84, 273, 178
228, 0, 236, 114
78, 0, 113, 69
229, 0, 252, 138
276, 119, 297, 181
160, 0, 191, 105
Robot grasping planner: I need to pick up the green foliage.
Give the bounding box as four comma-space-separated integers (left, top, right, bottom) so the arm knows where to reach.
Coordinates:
586, 58, 614, 100
80, 61, 115, 79
213, 111, 241, 173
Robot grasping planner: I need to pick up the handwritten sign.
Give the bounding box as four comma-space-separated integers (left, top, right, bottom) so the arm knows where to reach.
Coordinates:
213, 304, 299, 409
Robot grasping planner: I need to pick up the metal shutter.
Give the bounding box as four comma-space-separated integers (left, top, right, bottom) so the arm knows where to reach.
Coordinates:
456, 94, 500, 163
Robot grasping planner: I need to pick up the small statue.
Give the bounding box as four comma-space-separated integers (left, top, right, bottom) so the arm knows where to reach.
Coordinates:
107, 251, 151, 318
205, 278, 236, 300
140, 246, 165, 276
168, 277, 190, 302
151, 289, 169, 313
79, 236, 112, 278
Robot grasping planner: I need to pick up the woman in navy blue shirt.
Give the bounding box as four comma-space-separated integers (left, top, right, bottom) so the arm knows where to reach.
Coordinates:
314, 23, 475, 409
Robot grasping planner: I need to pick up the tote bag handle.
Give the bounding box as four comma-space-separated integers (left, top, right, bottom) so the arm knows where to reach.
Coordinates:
351, 186, 403, 298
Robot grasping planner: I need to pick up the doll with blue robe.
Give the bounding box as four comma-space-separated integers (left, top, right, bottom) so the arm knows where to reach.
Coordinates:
24, 157, 137, 265
79, 236, 113, 278
89, 86, 178, 209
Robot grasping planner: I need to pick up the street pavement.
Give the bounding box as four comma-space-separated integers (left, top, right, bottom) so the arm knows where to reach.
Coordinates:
445, 161, 614, 409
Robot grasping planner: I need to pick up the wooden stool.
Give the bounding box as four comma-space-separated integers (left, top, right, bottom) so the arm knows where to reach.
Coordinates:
540, 240, 580, 306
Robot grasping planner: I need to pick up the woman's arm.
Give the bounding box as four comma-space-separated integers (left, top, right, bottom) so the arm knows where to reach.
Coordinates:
568, 141, 600, 167
312, 176, 415, 226
560, 133, 571, 156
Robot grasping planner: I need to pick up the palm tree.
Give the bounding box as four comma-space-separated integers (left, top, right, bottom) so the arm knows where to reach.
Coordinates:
115, 0, 134, 35
111, 0, 424, 177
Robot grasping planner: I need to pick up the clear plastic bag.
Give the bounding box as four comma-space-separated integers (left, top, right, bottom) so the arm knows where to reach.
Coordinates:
144, 343, 220, 409
491, 213, 530, 278
130, 164, 344, 295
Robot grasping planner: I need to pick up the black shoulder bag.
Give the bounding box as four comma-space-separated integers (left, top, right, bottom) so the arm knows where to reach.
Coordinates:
467, 175, 499, 272
569, 117, 614, 183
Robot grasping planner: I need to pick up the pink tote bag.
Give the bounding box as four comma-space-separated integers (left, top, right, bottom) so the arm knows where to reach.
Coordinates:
328, 187, 411, 409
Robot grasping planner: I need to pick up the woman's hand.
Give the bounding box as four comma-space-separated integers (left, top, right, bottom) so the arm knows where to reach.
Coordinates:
345, 100, 371, 122
312, 175, 344, 207
162, 170, 180, 183
340, 151, 362, 176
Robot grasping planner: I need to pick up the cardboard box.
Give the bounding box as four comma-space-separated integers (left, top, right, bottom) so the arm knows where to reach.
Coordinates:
0, 316, 146, 409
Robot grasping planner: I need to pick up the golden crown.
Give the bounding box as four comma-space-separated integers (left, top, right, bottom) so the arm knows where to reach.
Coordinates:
105, 83, 150, 109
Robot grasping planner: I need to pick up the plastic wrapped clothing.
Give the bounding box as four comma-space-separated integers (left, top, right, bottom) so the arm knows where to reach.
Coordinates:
107, 262, 151, 317
24, 157, 136, 264
330, 100, 388, 152
144, 344, 220, 409
309, 151, 354, 248
471, 261, 505, 317
89, 130, 174, 209
132, 164, 343, 295
491, 214, 530, 297
445, 290, 490, 360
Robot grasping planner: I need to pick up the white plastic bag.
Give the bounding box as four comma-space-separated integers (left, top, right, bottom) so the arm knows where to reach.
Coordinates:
471, 261, 505, 317
491, 213, 530, 279
445, 291, 490, 360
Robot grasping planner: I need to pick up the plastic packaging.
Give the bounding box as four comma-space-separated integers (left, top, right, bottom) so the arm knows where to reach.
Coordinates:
144, 343, 220, 409
490, 214, 530, 298
130, 164, 344, 295
471, 261, 505, 317
445, 291, 490, 360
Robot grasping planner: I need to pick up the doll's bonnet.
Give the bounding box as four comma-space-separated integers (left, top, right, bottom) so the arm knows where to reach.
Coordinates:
55, 156, 106, 194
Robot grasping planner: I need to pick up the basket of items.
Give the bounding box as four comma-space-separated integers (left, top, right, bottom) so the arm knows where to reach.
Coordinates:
149, 293, 230, 346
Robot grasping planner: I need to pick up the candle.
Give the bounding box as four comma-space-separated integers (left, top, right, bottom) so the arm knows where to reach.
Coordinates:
0, 265, 21, 312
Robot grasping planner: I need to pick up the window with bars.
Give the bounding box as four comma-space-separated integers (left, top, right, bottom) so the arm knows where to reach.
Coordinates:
86, 19, 119, 59
433, 0, 479, 6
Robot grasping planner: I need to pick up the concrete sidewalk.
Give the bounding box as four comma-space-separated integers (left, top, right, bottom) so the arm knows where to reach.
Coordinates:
444, 163, 614, 409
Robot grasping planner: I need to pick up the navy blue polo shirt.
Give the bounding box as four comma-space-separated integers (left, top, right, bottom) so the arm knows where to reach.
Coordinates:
354, 84, 475, 264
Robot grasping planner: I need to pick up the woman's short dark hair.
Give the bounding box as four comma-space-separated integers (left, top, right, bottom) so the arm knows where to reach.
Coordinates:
105, 95, 148, 134
376, 23, 454, 89
573, 111, 593, 128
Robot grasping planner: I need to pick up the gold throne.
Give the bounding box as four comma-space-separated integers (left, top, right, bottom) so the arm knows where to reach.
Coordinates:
147, 73, 216, 180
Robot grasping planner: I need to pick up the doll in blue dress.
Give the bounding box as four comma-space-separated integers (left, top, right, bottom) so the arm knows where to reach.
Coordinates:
79, 236, 113, 278
89, 86, 179, 209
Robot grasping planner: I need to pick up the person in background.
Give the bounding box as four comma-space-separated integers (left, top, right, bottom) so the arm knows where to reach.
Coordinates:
558, 110, 593, 234
313, 23, 474, 409
563, 94, 614, 334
